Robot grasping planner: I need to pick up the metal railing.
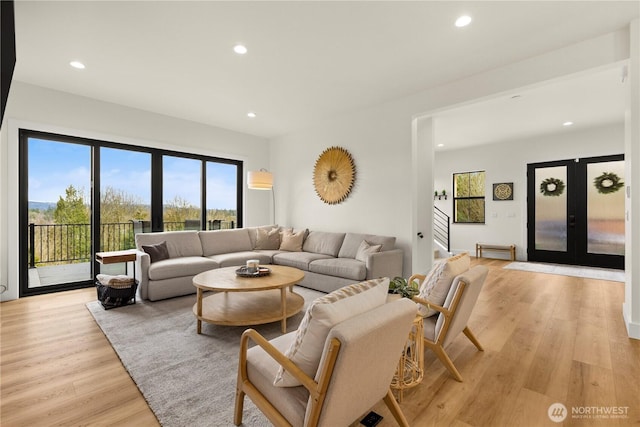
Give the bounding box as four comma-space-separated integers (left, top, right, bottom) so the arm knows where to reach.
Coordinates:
28, 219, 236, 267
434, 206, 450, 253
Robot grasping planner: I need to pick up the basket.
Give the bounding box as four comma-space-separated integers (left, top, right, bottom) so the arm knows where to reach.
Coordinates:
96, 277, 138, 310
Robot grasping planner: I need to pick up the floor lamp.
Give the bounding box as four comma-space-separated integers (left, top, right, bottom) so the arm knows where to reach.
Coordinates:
247, 169, 275, 224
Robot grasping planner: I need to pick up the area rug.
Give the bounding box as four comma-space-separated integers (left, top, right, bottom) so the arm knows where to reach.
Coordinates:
503, 261, 625, 282
86, 286, 325, 427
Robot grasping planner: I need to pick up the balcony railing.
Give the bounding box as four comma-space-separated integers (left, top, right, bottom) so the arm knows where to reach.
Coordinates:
28, 219, 236, 268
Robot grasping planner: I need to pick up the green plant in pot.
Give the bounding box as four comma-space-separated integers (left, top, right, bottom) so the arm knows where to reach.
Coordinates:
388, 276, 420, 299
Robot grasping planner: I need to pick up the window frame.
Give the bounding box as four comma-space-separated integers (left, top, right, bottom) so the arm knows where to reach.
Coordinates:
452, 170, 486, 224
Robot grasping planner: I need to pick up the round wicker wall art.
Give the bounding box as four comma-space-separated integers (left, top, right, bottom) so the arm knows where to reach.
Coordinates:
313, 146, 356, 204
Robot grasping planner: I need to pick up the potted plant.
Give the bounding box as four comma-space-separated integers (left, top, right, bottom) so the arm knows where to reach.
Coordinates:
388, 276, 420, 299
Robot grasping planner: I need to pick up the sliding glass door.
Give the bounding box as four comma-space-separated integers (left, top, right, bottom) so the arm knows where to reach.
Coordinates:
19, 129, 243, 296
23, 136, 93, 293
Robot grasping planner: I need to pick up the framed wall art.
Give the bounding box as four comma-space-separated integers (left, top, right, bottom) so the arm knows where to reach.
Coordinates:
493, 182, 514, 201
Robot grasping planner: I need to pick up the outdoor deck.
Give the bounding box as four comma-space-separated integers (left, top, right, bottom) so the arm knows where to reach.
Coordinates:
28, 262, 130, 288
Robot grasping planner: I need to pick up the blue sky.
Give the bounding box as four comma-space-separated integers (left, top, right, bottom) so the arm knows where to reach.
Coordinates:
28, 138, 238, 209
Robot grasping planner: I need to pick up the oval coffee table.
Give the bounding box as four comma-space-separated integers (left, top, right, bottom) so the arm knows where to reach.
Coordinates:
192, 265, 305, 334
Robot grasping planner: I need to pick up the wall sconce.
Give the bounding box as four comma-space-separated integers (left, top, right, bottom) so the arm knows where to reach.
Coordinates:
247, 168, 275, 223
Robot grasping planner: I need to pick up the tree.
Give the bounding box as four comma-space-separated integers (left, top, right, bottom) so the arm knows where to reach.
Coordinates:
54, 185, 89, 224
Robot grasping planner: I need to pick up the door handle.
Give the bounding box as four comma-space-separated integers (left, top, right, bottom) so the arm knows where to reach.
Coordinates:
569, 215, 576, 227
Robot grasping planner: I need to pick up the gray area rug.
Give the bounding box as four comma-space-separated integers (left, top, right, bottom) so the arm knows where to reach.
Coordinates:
86, 286, 324, 427
503, 261, 625, 282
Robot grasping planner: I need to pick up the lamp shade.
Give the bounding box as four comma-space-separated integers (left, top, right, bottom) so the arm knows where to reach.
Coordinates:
247, 170, 273, 190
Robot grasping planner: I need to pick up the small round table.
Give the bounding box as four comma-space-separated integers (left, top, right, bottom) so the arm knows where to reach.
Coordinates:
390, 314, 424, 402
192, 265, 305, 334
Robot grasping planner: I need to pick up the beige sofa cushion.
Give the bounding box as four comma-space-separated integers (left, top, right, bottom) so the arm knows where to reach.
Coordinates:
199, 229, 252, 256
274, 277, 389, 387
148, 256, 218, 281
302, 231, 345, 257
273, 252, 333, 271
206, 251, 272, 268
247, 224, 278, 248
417, 252, 470, 317
136, 231, 203, 257
308, 258, 366, 281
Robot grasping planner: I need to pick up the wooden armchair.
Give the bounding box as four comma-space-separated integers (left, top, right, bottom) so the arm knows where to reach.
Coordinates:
411, 265, 488, 382
234, 298, 417, 427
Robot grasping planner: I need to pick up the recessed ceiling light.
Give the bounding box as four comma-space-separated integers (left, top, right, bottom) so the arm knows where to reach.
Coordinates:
69, 61, 85, 69
437, 143, 444, 147
455, 15, 472, 28
233, 44, 248, 55
563, 121, 574, 126
247, 112, 257, 118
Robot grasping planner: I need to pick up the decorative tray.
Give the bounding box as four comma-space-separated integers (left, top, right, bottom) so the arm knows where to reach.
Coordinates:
235, 266, 271, 277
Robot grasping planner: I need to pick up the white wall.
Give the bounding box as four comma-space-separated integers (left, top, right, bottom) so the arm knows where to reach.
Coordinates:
0, 82, 270, 301
433, 123, 625, 259
270, 29, 632, 277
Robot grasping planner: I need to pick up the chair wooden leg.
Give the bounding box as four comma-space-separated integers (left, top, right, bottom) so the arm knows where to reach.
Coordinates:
383, 389, 410, 427
234, 388, 245, 426
431, 344, 463, 382
463, 326, 484, 351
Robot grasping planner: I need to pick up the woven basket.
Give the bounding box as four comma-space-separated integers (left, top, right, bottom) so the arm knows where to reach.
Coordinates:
96, 279, 138, 310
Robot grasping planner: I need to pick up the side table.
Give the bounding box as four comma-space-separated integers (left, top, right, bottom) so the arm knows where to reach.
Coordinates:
95, 249, 138, 309
391, 314, 424, 402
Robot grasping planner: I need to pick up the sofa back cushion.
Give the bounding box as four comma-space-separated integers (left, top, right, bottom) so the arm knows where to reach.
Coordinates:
199, 229, 252, 256
135, 231, 203, 258
303, 231, 345, 257
337, 233, 396, 259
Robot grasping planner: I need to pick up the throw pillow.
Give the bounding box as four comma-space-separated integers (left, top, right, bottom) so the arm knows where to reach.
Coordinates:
355, 240, 382, 262
279, 228, 306, 251
141, 241, 170, 263
417, 253, 470, 317
255, 227, 280, 250
274, 277, 390, 387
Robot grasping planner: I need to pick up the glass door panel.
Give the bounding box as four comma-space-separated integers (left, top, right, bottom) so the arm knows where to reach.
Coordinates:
26, 137, 92, 289
534, 165, 568, 252
206, 162, 238, 230
586, 160, 625, 256
163, 156, 202, 231
528, 155, 624, 269
100, 147, 151, 275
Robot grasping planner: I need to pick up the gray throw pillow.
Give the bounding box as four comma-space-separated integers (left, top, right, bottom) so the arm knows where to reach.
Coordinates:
142, 241, 170, 263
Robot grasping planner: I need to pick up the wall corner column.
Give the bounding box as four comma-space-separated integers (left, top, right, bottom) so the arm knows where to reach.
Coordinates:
623, 18, 640, 339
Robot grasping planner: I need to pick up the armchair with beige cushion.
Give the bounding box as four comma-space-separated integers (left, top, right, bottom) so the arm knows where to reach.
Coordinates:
234, 278, 417, 427
410, 253, 489, 382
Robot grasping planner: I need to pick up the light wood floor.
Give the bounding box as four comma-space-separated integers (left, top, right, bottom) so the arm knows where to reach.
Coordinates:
2, 259, 639, 426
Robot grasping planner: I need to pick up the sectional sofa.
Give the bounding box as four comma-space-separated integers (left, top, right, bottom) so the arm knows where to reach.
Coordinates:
134, 225, 403, 301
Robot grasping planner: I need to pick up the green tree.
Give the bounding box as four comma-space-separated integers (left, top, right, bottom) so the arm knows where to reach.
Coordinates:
54, 185, 89, 224
52, 185, 90, 262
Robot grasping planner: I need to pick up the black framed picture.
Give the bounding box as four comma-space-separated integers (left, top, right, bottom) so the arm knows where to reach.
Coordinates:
493, 182, 513, 201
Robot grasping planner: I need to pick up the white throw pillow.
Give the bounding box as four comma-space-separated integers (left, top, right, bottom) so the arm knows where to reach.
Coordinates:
355, 240, 382, 262
417, 253, 470, 317
274, 277, 390, 387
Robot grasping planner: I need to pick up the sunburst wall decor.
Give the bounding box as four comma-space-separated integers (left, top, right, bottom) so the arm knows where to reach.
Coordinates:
313, 146, 356, 204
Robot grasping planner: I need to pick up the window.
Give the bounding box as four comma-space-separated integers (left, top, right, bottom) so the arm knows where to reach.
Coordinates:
19, 129, 242, 296
453, 171, 485, 223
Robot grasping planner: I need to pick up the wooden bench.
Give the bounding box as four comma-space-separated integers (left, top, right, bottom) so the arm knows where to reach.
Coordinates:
475, 243, 516, 261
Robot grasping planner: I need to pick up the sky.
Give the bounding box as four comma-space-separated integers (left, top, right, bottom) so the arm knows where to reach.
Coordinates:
28, 138, 238, 209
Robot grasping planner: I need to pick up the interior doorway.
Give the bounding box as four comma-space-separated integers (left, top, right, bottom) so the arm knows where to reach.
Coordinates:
527, 154, 625, 269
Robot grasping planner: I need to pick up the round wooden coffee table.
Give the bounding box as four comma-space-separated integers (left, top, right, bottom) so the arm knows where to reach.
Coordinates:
192, 265, 305, 334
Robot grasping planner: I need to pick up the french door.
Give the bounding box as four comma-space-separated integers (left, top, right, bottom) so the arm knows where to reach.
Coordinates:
527, 155, 625, 270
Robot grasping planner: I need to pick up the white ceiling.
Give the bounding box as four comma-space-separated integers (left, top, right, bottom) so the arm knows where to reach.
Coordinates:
12, 1, 640, 143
